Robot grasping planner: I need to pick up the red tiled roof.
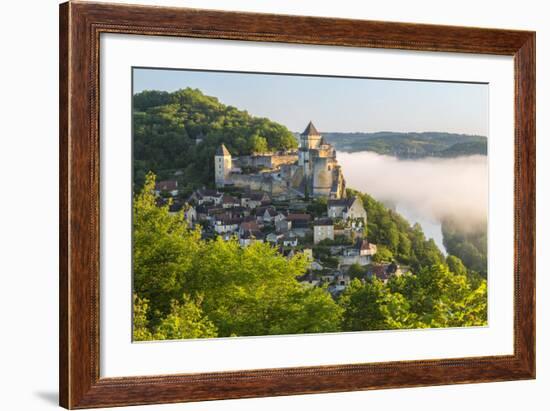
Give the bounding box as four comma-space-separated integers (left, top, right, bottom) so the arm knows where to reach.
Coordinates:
287, 213, 311, 221
156, 180, 178, 191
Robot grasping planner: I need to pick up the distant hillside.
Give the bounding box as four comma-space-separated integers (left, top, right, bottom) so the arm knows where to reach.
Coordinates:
320, 131, 487, 158
133, 88, 298, 191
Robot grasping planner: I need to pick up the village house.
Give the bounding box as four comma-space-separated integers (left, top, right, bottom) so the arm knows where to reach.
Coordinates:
367, 262, 407, 283
221, 194, 240, 208
155, 179, 179, 197
327, 196, 367, 222
266, 232, 284, 244
338, 239, 378, 266
273, 212, 286, 223
183, 204, 197, 227
190, 188, 224, 206
313, 218, 335, 244
213, 216, 241, 234
286, 213, 311, 237
239, 218, 260, 236
241, 191, 271, 209
282, 232, 299, 247
309, 260, 324, 271
275, 217, 291, 233
239, 229, 265, 247
358, 239, 377, 256
255, 206, 278, 223
205, 206, 226, 223
224, 206, 249, 219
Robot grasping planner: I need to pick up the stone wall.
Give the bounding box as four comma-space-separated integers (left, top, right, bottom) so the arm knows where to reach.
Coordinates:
230, 173, 288, 196
236, 153, 298, 169
312, 157, 333, 197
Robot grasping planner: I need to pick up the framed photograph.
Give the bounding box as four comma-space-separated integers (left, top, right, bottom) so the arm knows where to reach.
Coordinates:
59, 2, 535, 409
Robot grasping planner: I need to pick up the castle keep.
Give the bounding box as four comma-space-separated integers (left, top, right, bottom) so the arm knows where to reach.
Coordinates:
215, 121, 346, 200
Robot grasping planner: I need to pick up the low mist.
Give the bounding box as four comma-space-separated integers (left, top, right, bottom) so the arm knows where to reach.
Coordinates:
338, 152, 488, 230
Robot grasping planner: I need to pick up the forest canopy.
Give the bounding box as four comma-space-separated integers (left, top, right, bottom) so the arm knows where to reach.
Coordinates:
133, 88, 298, 192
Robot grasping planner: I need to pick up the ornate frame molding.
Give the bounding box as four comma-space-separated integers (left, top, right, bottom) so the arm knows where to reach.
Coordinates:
60, 2, 535, 408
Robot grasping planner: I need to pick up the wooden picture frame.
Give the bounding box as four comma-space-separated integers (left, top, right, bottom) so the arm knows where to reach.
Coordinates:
59, 1, 535, 408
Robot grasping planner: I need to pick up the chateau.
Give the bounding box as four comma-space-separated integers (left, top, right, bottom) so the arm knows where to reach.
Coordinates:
215, 121, 346, 200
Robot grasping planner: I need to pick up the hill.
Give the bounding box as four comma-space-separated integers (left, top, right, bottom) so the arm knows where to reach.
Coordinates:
133, 88, 298, 191
320, 131, 487, 158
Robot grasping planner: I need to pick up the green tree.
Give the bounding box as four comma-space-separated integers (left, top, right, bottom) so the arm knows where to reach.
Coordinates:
191, 238, 342, 337
133, 174, 343, 339
155, 297, 218, 340
340, 264, 488, 332
133, 295, 154, 341
446, 255, 467, 277
372, 245, 393, 263
132, 88, 298, 188
388, 264, 487, 328
133, 294, 217, 341
347, 263, 366, 279
442, 218, 487, 277
133, 173, 204, 325
250, 134, 269, 153
339, 279, 417, 331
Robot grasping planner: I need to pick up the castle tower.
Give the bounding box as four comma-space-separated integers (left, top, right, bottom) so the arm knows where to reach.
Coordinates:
300, 121, 322, 150
215, 144, 232, 188
312, 157, 332, 197
298, 121, 322, 182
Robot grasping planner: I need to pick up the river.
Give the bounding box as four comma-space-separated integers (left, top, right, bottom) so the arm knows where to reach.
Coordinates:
337, 151, 488, 255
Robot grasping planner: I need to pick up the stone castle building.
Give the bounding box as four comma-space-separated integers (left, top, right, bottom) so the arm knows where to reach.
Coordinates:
215, 121, 346, 200
214, 143, 232, 187
298, 122, 346, 198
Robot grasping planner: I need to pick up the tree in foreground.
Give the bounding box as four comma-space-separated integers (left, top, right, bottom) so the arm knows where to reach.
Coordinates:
133, 173, 343, 340
339, 264, 487, 332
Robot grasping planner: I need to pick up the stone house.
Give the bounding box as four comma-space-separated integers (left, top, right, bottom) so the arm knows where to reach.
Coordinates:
313, 218, 334, 244
213, 216, 241, 234
190, 188, 223, 205
282, 232, 299, 247
327, 196, 367, 222
239, 229, 265, 247
221, 194, 240, 208
155, 179, 179, 197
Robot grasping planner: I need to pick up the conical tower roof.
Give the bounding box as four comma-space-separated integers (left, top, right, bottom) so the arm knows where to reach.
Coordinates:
301, 121, 320, 136
216, 143, 231, 156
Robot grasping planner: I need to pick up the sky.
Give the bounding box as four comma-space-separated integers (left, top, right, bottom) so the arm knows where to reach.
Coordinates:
133, 67, 488, 135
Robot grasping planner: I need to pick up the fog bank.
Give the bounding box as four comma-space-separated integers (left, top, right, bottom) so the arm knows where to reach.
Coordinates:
338, 152, 488, 229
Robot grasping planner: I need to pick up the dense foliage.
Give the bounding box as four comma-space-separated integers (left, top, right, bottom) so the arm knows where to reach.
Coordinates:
133, 176, 487, 341
340, 266, 487, 331
322, 131, 487, 158
133, 174, 342, 340
133, 88, 298, 192
351, 189, 446, 272
442, 218, 488, 278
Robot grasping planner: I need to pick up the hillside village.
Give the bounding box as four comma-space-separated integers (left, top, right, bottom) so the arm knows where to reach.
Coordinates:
154, 122, 410, 296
